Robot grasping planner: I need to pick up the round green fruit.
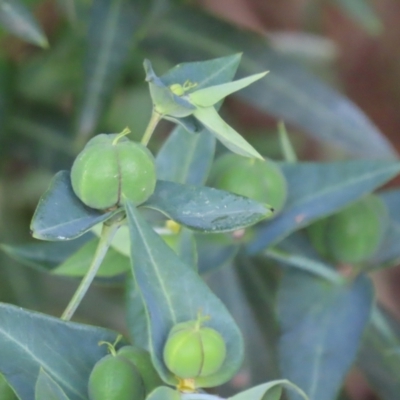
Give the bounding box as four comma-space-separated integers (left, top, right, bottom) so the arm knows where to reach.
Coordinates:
163, 320, 227, 379
308, 194, 387, 264
209, 153, 287, 214
117, 346, 163, 394
71, 133, 156, 210
88, 355, 145, 400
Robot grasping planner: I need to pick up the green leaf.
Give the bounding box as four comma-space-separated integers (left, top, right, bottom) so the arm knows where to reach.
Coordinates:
141, 6, 395, 158
196, 234, 239, 275
35, 369, 70, 400
156, 127, 215, 185
248, 160, 400, 253
30, 171, 118, 241
125, 201, 244, 387
189, 71, 268, 107
75, 0, 139, 141
331, 0, 382, 36
228, 380, 309, 400
142, 180, 272, 232
0, 303, 120, 400
194, 106, 263, 159
146, 386, 181, 400
52, 237, 130, 277
0, 374, 18, 400
277, 271, 374, 400
0, 0, 48, 47
357, 308, 400, 400
0, 236, 91, 272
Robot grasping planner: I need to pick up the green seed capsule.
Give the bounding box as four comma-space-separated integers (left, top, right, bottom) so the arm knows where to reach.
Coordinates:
308, 194, 388, 264
71, 133, 156, 210
88, 355, 145, 400
163, 320, 227, 379
117, 346, 163, 394
209, 153, 287, 214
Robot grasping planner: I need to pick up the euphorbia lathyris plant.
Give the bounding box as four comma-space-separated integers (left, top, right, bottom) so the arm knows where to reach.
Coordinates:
0, 54, 308, 400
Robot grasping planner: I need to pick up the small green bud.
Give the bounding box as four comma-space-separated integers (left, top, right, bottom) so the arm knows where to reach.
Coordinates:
169, 84, 185, 96
71, 133, 156, 210
163, 319, 227, 379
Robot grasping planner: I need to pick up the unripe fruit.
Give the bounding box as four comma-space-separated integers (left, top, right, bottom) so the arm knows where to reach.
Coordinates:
88, 355, 145, 400
117, 346, 163, 394
308, 194, 387, 264
209, 153, 287, 214
163, 320, 227, 379
71, 133, 156, 210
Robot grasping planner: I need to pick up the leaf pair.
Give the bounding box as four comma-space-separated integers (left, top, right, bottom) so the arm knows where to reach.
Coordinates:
145, 56, 267, 159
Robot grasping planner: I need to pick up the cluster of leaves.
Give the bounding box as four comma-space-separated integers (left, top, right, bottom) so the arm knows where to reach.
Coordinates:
0, 1, 399, 400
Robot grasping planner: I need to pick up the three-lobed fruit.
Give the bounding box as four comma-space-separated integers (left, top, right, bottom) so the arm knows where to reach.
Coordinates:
163, 319, 227, 379
88, 354, 145, 400
71, 133, 156, 210
117, 346, 163, 394
308, 194, 388, 264
209, 153, 287, 214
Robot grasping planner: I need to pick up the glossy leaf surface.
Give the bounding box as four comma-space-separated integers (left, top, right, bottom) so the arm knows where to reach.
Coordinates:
35, 369, 70, 400
278, 271, 374, 400
0, 0, 48, 47
0, 303, 119, 400
248, 161, 400, 253
125, 201, 244, 387
142, 180, 272, 232
30, 171, 118, 241
141, 6, 395, 158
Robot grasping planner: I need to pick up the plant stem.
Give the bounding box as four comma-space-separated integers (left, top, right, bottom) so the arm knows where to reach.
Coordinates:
61, 223, 120, 321
141, 110, 162, 146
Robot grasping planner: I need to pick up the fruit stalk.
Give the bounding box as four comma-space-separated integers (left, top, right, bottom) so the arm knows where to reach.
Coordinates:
61, 222, 120, 320
141, 110, 162, 146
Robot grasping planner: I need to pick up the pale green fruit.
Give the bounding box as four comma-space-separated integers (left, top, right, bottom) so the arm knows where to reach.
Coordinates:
308, 194, 387, 264
117, 346, 163, 394
163, 321, 227, 379
71, 134, 156, 210
88, 355, 145, 400
210, 153, 287, 213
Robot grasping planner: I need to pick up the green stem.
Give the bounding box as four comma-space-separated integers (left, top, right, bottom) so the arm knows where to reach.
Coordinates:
141, 110, 162, 146
61, 223, 120, 321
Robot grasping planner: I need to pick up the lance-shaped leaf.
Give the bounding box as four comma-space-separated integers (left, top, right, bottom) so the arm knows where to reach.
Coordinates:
140, 6, 395, 158
35, 369, 70, 400
156, 127, 215, 185
0, 303, 120, 400
30, 171, 118, 241
142, 180, 272, 232
0, 0, 48, 47
0, 374, 17, 400
278, 271, 374, 400
228, 379, 309, 400
194, 106, 263, 159
125, 201, 244, 387
0, 235, 91, 272
248, 160, 400, 253
357, 307, 400, 400
189, 71, 268, 107
76, 0, 139, 141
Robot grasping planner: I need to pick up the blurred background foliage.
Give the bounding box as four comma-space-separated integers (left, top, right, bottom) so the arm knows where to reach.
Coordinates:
1, 0, 400, 399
